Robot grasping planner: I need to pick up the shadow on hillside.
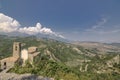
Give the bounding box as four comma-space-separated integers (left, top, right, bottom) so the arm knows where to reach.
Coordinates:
21, 75, 39, 80
21, 75, 51, 80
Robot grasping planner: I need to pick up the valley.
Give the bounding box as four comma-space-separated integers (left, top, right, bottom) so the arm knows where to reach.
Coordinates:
0, 35, 120, 80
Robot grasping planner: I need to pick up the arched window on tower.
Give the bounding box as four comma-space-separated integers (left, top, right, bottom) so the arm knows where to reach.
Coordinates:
15, 46, 17, 51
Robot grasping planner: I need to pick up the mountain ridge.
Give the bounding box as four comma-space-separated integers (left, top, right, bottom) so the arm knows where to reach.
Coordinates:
0, 35, 120, 80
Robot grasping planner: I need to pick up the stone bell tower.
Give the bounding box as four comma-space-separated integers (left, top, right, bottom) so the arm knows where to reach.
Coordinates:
13, 42, 21, 58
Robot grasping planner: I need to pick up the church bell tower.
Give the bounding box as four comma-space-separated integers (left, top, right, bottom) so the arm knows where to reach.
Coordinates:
13, 42, 21, 58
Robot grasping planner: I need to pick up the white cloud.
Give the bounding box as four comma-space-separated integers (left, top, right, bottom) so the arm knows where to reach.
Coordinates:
0, 13, 20, 32
84, 17, 119, 35
18, 22, 56, 35
86, 18, 107, 32
94, 29, 120, 35
75, 17, 120, 42
85, 17, 120, 35
0, 13, 64, 38
18, 23, 64, 38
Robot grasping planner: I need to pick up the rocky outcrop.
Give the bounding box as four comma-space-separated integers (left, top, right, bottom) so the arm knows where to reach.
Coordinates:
0, 73, 54, 80
80, 64, 89, 72
106, 54, 120, 67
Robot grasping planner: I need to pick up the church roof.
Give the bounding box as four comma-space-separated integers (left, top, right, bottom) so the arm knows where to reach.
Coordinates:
30, 52, 40, 57
0, 57, 18, 62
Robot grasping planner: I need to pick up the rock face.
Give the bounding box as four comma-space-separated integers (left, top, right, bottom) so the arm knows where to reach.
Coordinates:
0, 73, 54, 80
106, 54, 120, 67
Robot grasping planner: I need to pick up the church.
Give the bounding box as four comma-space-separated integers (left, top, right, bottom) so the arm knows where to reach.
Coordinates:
0, 42, 40, 70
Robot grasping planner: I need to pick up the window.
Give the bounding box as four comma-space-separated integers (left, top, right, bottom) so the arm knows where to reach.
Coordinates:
3, 62, 6, 69
15, 46, 17, 51
4, 62, 6, 66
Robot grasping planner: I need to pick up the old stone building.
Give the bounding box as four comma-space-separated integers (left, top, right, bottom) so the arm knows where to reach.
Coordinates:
28, 47, 40, 64
21, 46, 40, 65
0, 42, 40, 70
0, 42, 21, 70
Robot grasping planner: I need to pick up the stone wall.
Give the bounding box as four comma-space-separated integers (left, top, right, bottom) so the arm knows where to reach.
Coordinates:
28, 47, 37, 54
13, 42, 21, 58
0, 57, 18, 70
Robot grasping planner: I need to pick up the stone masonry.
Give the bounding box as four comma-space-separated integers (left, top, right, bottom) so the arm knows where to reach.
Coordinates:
0, 42, 40, 71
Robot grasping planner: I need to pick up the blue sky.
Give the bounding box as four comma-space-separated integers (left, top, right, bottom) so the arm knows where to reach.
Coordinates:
0, 0, 120, 42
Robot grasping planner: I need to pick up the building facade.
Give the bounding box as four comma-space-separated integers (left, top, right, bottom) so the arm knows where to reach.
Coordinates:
0, 42, 40, 71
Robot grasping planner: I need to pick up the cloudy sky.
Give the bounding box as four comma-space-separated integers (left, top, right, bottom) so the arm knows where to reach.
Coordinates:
0, 0, 120, 42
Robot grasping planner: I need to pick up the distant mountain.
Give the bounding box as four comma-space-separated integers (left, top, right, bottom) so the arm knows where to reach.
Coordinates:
36, 33, 69, 43
0, 31, 69, 43
72, 41, 120, 53
0, 35, 120, 80
108, 43, 120, 47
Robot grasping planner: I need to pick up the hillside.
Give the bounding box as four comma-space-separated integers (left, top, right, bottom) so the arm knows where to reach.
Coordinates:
0, 35, 120, 80
72, 41, 120, 53
108, 43, 120, 48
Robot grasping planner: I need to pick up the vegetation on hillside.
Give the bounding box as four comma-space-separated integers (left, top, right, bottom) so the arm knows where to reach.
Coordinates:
0, 35, 120, 80
9, 55, 80, 80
